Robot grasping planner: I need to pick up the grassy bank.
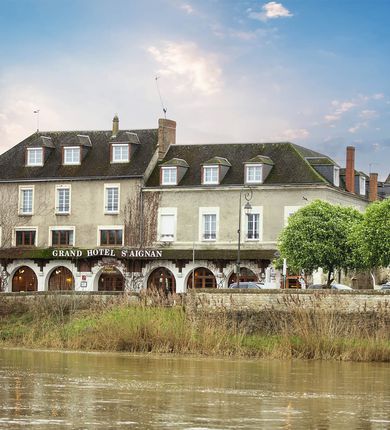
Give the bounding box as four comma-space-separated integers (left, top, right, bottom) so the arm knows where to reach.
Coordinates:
0, 295, 389, 361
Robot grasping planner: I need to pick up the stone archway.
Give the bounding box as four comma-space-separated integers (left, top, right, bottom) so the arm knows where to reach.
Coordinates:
228, 267, 258, 285
187, 267, 216, 289
12, 266, 38, 292
147, 267, 176, 294
98, 266, 125, 291
48, 266, 75, 291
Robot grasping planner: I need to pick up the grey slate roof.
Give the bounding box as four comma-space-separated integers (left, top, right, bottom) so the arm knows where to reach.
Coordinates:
161, 158, 189, 168
0, 129, 158, 181
386, 174, 390, 184
146, 142, 333, 187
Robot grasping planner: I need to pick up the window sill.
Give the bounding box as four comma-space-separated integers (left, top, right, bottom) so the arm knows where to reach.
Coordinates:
18, 213, 33, 216
55, 212, 70, 216
104, 212, 119, 215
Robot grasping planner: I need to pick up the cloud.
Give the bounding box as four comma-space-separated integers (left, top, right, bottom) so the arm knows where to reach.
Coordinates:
180, 3, 194, 14
372, 93, 384, 100
324, 99, 356, 122
249, 2, 293, 22
348, 122, 367, 133
148, 42, 223, 95
281, 128, 309, 140
359, 109, 377, 119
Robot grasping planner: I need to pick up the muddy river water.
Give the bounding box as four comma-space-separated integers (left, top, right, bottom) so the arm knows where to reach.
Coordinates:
0, 348, 389, 429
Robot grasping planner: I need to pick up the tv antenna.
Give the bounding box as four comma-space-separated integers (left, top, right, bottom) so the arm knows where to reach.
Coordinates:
155, 76, 167, 119
33, 109, 40, 132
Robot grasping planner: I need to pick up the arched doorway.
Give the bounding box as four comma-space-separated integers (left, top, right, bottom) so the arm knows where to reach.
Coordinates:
228, 267, 258, 285
147, 267, 176, 294
187, 267, 216, 289
12, 266, 37, 292
98, 266, 125, 291
48, 267, 74, 291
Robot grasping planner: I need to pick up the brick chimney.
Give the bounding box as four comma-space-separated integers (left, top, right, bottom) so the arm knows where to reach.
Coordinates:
112, 114, 119, 137
369, 173, 378, 202
345, 146, 355, 193
158, 118, 176, 160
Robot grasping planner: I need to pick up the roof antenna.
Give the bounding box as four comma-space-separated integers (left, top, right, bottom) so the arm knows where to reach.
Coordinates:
155, 76, 167, 119
33, 109, 40, 132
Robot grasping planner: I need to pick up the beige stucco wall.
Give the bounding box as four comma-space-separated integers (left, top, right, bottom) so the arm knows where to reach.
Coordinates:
149, 185, 368, 251
0, 179, 142, 248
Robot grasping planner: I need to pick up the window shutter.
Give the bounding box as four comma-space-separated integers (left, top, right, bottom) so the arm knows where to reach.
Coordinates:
160, 214, 175, 239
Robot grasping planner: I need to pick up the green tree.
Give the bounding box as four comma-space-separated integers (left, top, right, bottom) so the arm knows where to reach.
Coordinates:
352, 198, 390, 285
278, 200, 363, 287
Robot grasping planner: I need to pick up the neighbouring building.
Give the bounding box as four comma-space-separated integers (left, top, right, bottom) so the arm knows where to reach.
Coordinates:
0, 117, 385, 293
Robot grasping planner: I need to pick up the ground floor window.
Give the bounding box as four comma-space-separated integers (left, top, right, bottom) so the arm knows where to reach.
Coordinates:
12, 266, 37, 292
98, 267, 124, 291
51, 230, 74, 247
187, 267, 216, 289
15, 230, 36, 246
48, 266, 74, 291
99, 229, 123, 246
147, 267, 176, 294
228, 267, 258, 285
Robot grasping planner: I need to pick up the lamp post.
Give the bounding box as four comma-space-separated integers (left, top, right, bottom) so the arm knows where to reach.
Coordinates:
236, 187, 253, 288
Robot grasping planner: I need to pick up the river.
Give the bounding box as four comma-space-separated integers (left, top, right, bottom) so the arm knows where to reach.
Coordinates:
0, 348, 389, 429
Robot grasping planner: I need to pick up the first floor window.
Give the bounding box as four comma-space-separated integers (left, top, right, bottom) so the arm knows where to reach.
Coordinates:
100, 229, 123, 246
20, 188, 33, 214
51, 230, 74, 246
105, 186, 119, 213
203, 214, 216, 240
160, 214, 175, 241
247, 213, 260, 239
16, 230, 36, 246
56, 187, 70, 214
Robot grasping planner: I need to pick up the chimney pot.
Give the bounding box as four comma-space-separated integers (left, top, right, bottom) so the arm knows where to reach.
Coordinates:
346, 146, 355, 193
369, 173, 378, 202
158, 118, 176, 160
112, 114, 119, 137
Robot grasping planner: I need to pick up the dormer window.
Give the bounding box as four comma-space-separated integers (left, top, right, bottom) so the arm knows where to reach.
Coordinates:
161, 167, 177, 185
63, 147, 81, 165
359, 176, 366, 196
246, 164, 263, 184
112, 144, 129, 163
26, 148, 43, 166
333, 166, 340, 187
203, 166, 219, 185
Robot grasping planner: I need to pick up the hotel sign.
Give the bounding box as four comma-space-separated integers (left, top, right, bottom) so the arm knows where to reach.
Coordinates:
51, 248, 163, 259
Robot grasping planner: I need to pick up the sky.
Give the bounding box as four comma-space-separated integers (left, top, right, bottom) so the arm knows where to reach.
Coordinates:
0, 0, 389, 180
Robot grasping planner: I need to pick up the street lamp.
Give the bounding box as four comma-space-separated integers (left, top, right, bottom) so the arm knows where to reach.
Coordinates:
236, 187, 253, 288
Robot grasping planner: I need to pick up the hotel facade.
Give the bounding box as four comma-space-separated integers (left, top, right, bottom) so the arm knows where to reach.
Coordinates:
0, 117, 381, 293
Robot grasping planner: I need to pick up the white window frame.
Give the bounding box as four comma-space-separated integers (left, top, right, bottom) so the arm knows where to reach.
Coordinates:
49, 226, 76, 247
18, 185, 34, 215
26, 147, 43, 166
104, 184, 120, 214
55, 185, 71, 215
112, 144, 129, 163
284, 206, 302, 226
199, 207, 219, 242
157, 207, 177, 242
63, 146, 81, 165
359, 176, 366, 196
245, 164, 263, 184
333, 166, 340, 187
13, 227, 38, 247
161, 167, 178, 186
202, 165, 219, 185
244, 206, 263, 241
97, 225, 124, 246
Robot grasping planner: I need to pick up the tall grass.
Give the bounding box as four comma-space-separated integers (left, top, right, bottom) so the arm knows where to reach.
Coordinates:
0, 293, 389, 361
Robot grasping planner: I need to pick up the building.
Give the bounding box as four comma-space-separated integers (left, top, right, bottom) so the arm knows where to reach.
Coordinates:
0, 117, 383, 293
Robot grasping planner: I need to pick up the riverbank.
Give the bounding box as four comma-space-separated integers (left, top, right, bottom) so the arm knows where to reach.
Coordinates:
0, 294, 389, 361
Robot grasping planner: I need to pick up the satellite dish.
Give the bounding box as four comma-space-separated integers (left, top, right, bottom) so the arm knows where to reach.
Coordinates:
274, 251, 281, 258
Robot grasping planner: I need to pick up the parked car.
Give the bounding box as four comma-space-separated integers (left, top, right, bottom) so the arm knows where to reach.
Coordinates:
331, 283, 353, 291
228, 282, 268, 289
380, 282, 390, 290
307, 284, 326, 290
